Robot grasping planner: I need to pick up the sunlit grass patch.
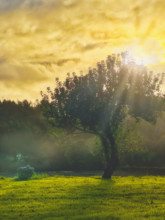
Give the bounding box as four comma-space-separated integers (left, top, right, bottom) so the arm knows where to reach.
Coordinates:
0, 176, 165, 219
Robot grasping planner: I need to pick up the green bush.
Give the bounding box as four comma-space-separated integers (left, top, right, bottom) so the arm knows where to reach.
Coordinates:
17, 165, 34, 180
0, 176, 5, 180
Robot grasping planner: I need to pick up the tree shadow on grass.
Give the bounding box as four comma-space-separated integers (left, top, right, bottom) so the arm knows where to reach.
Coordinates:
27, 176, 120, 220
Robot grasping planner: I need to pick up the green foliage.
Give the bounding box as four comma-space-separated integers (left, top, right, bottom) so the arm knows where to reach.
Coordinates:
0, 130, 104, 172
42, 54, 164, 132
0, 99, 53, 172
16, 165, 35, 181
117, 114, 165, 167
46, 130, 104, 171
0, 175, 165, 219
121, 151, 156, 167
0, 59, 165, 174
0, 176, 5, 180
0, 99, 165, 173
0, 100, 47, 135
41, 53, 165, 178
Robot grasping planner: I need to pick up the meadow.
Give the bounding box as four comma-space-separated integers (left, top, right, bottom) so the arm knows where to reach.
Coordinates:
0, 175, 165, 219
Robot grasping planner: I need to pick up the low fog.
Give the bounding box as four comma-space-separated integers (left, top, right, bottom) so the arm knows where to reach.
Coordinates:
0, 100, 165, 174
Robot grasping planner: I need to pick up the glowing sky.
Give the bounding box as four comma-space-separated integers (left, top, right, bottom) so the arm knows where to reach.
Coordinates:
0, 0, 165, 101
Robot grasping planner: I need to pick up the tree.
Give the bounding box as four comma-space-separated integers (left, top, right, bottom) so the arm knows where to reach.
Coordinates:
0, 100, 47, 135
41, 53, 165, 178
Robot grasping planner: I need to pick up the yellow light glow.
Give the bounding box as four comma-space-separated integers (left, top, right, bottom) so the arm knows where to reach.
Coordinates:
125, 39, 164, 66
0, 0, 165, 101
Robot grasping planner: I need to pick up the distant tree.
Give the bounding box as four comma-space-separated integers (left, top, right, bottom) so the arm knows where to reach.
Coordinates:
41, 53, 165, 178
0, 99, 47, 135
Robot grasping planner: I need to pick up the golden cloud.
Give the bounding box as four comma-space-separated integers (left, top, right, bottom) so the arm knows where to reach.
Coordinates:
0, 0, 165, 101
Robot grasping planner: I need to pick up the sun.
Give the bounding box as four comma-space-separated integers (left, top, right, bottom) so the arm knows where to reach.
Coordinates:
134, 55, 158, 66
125, 38, 164, 66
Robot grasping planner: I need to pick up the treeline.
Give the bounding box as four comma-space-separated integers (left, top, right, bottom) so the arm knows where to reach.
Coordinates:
0, 100, 104, 172
0, 100, 165, 172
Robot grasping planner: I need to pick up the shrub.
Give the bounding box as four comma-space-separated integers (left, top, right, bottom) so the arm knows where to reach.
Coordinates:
17, 165, 35, 180
0, 176, 5, 180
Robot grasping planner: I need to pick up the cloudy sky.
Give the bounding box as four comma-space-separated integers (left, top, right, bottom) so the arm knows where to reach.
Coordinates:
0, 0, 165, 101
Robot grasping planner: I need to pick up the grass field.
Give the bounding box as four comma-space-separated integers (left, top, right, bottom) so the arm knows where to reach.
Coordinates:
0, 175, 165, 219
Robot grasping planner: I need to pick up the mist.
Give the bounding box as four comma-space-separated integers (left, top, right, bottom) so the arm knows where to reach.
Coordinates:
0, 100, 165, 174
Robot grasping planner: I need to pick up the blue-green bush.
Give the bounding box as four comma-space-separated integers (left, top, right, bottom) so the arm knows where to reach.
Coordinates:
17, 165, 34, 180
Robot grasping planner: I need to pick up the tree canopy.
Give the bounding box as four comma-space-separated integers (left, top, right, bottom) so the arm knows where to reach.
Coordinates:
41, 53, 165, 178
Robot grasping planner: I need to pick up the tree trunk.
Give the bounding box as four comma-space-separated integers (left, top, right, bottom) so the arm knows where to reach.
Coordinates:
100, 135, 118, 179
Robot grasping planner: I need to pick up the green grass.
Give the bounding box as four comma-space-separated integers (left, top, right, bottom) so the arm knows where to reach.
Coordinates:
13, 173, 48, 181
0, 175, 165, 219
